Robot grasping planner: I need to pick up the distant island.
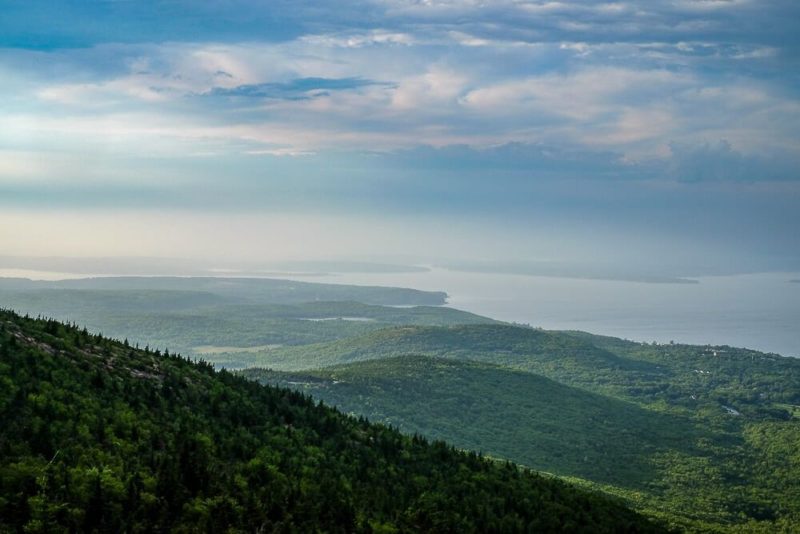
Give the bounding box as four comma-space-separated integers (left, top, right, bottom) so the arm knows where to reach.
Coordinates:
0, 255, 430, 278
0, 275, 447, 307
438, 260, 700, 284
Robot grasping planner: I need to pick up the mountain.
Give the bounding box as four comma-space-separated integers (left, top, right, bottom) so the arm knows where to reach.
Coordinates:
254, 324, 800, 416
0, 310, 661, 532
243, 324, 800, 531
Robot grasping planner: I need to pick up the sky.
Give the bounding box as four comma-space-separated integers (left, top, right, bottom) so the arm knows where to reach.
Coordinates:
1, 0, 799, 276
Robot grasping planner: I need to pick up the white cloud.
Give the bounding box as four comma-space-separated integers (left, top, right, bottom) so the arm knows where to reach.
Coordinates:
461, 67, 689, 124
391, 66, 470, 110
300, 30, 416, 48
673, 0, 752, 12
0, 3, 795, 169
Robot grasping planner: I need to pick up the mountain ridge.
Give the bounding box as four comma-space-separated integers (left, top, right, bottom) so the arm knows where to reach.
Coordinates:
243, 324, 800, 531
0, 309, 662, 533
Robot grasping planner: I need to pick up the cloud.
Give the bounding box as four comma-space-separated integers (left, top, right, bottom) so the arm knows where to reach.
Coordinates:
0, 0, 798, 276
668, 140, 798, 182
205, 77, 386, 100
461, 67, 690, 120
376, 143, 632, 177
1, 2, 798, 222
300, 30, 416, 48
4, 36, 798, 170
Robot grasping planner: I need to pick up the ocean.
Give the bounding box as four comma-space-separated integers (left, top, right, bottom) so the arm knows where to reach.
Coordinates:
292, 268, 800, 358
2, 266, 798, 358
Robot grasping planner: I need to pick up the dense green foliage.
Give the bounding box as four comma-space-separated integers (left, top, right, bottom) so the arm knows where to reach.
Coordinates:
246, 356, 697, 488
244, 324, 800, 531
564, 331, 800, 413
250, 324, 643, 376
0, 310, 660, 533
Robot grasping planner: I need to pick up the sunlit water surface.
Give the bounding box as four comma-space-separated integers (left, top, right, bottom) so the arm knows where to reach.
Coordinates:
289, 269, 800, 358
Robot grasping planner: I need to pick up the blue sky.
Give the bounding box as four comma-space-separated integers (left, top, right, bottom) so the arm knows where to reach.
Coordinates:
1, 1, 798, 274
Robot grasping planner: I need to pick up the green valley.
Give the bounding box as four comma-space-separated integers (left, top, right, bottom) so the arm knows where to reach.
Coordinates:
243, 324, 800, 531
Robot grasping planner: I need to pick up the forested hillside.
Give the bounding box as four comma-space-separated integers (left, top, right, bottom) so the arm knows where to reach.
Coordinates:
0, 310, 661, 533
245, 324, 800, 532
249, 356, 694, 488
250, 324, 641, 376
